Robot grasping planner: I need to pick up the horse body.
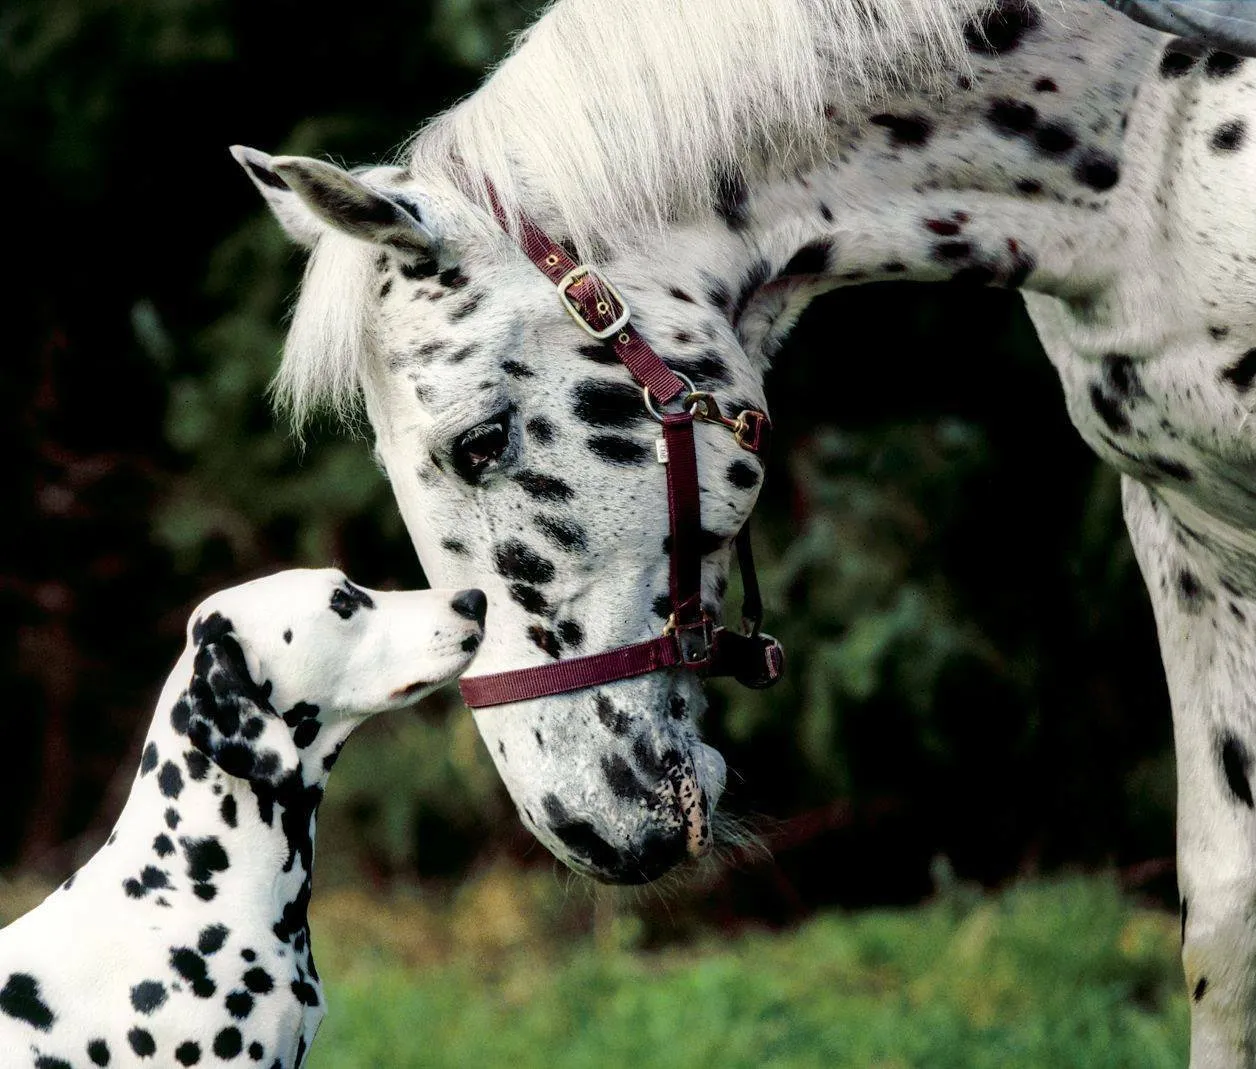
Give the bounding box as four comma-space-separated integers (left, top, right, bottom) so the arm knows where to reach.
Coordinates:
236, 0, 1256, 1061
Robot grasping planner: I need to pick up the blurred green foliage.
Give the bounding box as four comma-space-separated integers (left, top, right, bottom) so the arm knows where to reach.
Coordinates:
5, 0, 1176, 919
305, 876, 1188, 1068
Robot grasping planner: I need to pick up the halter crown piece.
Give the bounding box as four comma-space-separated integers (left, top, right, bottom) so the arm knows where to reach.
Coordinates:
457, 187, 784, 708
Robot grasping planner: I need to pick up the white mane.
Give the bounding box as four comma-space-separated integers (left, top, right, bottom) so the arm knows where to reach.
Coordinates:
278, 0, 1004, 427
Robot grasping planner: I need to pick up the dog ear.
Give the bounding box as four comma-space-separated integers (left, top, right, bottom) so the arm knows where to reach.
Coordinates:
176, 612, 301, 785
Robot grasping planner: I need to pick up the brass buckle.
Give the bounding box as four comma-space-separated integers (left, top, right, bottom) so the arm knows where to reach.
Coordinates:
556, 266, 631, 340
663, 612, 714, 668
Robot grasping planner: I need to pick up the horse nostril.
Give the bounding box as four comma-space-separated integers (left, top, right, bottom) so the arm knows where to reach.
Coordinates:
451, 588, 488, 626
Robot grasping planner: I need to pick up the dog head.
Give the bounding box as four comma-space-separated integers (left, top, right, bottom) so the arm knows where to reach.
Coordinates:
171, 569, 485, 786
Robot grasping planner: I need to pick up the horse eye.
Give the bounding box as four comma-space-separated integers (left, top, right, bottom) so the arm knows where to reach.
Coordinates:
452, 409, 513, 483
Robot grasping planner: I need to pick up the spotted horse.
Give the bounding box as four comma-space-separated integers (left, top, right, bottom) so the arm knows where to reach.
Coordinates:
0, 570, 485, 1067
234, 0, 1256, 1062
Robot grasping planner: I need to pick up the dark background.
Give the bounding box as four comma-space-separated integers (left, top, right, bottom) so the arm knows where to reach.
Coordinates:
2, 0, 1175, 927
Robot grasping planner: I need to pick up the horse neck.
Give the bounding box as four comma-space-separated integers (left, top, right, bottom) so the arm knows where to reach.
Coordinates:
639, 0, 1167, 363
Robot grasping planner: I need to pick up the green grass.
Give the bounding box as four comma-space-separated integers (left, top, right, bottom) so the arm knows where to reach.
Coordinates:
306, 877, 1188, 1069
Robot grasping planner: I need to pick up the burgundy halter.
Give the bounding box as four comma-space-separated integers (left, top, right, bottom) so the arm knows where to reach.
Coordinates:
457, 196, 784, 708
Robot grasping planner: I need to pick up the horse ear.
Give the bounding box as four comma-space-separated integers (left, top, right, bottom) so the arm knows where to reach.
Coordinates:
180, 612, 301, 786
233, 146, 437, 256
230, 145, 326, 249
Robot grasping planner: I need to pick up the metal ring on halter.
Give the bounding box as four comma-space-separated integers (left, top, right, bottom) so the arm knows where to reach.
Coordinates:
642, 373, 699, 422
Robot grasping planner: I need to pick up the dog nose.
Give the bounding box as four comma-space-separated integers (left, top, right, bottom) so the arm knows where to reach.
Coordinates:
450, 588, 487, 626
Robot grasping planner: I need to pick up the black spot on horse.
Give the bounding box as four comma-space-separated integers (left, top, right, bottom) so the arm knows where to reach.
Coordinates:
578, 342, 619, 365
1205, 51, 1243, 78
963, 0, 1037, 55
1219, 732, 1255, 807
502, 360, 534, 379
1178, 569, 1208, 611
513, 471, 575, 502
869, 112, 933, 147
1103, 354, 1143, 399
1181, 897, 1188, 946
587, 435, 650, 465
572, 380, 646, 429
704, 278, 733, 315
950, 264, 997, 287
727, 459, 760, 490
596, 694, 631, 735
441, 537, 469, 556
987, 98, 1037, 137
533, 514, 589, 553
780, 240, 833, 278
494, 540, 555, 584
509, 583, 551, 615
1074, 151, 1120, 190
1016, 178, 1043, 196
398, 255, 439, 280
0, 973, 55, 1030
329, 581, 375, 619
448, 293, 484, 321
1089, 383, 1130, 434
1221, 349, 1256, 391
652, 593, 673, 620
932, 241, 973, 263
1160, 46, 1197, 78
1033, 121, 1077, 156
528, 625, 562, 658
526, 416, 556, 443
557, 620, 584, 647
1033, 77, 1057, 93
602, 754, 652, 804
438, 267, 469, 289
1194, 977, 1209, 1002
542, 794, 622, 873
1151, 456, 1194, 482
712, 166, 749, 229
1209, 120, 1246, 153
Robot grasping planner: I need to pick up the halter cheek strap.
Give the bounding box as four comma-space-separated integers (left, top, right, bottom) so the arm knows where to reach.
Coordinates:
456, 190, 784, 709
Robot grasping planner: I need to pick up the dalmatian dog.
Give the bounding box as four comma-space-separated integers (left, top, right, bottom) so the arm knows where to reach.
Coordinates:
0, 568, 486, 1068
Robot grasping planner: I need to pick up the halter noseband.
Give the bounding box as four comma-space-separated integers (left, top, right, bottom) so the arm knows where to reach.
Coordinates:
457, 193, 783, 708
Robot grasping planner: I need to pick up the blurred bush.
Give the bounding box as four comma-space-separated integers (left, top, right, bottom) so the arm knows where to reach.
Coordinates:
5, 0, 1176, 918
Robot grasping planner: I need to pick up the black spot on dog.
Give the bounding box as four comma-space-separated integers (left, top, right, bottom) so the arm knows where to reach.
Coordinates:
0, 973, 54, 1030
494, 540, 555, 584
513, 471, 575, 502
213, 1027, 243, 1059
509, 583, 551, 615
248, 1042, 263, 1060
964, 0, 1037, 55
141, 742, 158, 775
1160, 46, 1197, 78
987, 98, 1037, 136
153, 833, 174, 857
292, 980, 320, 1007
128, 1027, 157, 1057
533, 514, 588, 553
1074, 151, 1120, 190
526, 416, 556, 443
158, 760, 184, 799
185, 749, 210, 781
1205, 51, 1242, 78
528, 625, 562, 658
780, 240, 833, 278
171, 946, 216, 997
869, 112, 933, 147
165, 807, 180, 830
1220, 732, 1255, 807
1033, 121, 1077, 156
293, 720, 320, 748
141, 866, 170, 890
225, 990, 254, 1019
173, 1040, 201, 1065
198, 924, 228, 955
542, 793, 622, 873
130, 981, 168, 1014
1210, 120, 1246, 153
87, 1039, 111, 1066
1221, 349, 1256, 391
330, 580, 375, 619
242, 967, 273, 994
587, 435, 650, 465
182, 836, 229, 890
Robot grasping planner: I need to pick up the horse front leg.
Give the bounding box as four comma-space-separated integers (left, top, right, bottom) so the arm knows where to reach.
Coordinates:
1122, 476, 1256, 1068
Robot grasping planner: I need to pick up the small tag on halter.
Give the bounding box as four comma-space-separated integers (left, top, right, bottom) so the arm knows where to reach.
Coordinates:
655, 438, 670, 463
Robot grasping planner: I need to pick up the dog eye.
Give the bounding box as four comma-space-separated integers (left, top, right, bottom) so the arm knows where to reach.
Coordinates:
452, 409, 513, 483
